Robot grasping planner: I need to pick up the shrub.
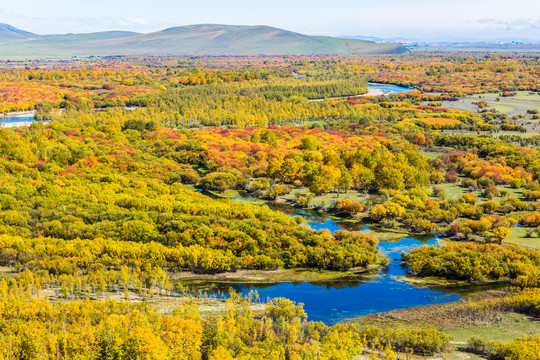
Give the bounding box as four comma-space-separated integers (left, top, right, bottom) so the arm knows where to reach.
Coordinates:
336, 199, 364, 215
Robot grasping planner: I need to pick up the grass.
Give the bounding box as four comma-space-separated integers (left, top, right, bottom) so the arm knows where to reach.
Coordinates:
443, 313, 540, 343
440, 91, 540, 118
494, 131, 540, 139
354, 287, 538, 359
445, 351, 485, 360
504, 226, 540, 249
431, 183, 523, 204
203, 189, 268, 205
363, 228, 409, 241
281, 188, 368, 211
443, 314, 540, 360
399, 275, 478, 289
354, 287, 508, 329
36, 279, 264, 318
485, 102, 515, 113
432, 183, 468, 199
182, 184, 198, 192
172, 267, 379, 286
420, 150, 442, 159
399, 275, 510, 296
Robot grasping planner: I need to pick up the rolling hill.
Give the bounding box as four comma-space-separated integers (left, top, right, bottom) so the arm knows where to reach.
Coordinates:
0, 24, 407, 58
0, 23, 41, 41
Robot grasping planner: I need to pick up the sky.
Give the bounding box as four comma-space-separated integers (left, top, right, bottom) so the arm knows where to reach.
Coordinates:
1, 0, 539, 41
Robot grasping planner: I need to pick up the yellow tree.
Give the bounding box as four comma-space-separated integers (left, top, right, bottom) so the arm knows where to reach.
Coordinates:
161, 316, 203, 360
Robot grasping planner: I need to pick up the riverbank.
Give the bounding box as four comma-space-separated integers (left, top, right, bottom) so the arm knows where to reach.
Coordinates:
359, 88, 391, 97
399, 276, 512, 294
355, 286, 514, 328
173, 266, 380, 284
354, 286, 539, 359
0, 111, 44, 128
0, 110, 36, 118
308, 88, 394, 101
308, 83, 416, 102
0, 118, 50, 128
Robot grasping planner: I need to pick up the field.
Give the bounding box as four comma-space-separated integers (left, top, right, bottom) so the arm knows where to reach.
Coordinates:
504, 226, 540, 249
440, 91, 540, 122
430, 182, 523, 203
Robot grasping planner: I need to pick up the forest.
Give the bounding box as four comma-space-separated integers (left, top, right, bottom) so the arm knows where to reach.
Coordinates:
0, 53, 539, 359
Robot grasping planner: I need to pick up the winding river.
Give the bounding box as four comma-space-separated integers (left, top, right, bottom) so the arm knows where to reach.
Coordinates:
187, 197, 461, 325
3, 83, 454, 324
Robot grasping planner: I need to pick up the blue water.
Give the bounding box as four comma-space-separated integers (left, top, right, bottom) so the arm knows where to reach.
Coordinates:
368, 83, 415, 96
188, 200, 461, 324
0, 117, 40, 124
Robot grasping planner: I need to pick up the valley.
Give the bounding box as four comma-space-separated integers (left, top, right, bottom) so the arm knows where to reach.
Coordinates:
0, 52, 538, 359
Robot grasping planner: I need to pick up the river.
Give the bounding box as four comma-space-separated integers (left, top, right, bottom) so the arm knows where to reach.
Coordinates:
185, 196, 461, 325
368, 83, 416, 96
0, 116, 41, 127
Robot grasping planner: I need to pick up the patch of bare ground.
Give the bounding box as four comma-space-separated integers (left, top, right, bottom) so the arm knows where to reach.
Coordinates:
38, 286, 266, 317
171, 267, 378, 283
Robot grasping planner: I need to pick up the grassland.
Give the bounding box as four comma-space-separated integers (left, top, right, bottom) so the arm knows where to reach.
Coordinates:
281, 187, 369, 211
504, 226, 540, 250
430, 182, 523, 204
420, 150, 448, 159
440, 91, 540, 119
443, 313, 540, 343
172, 267, 379, 285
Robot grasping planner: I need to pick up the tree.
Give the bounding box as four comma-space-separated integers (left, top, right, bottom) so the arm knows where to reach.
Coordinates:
123, 326, 168, 360
337, 167, 353, 193
493, 227, 510, 241
279, 158, 301, 183
121, 220, 159, 243
430, 171, 444, 184
309, 165, 341, 194
161, 316, 203, 360
376, 166, 405, 190
300, 136, 318, 151
200, 172, 237, 191
266, 298, 307, 344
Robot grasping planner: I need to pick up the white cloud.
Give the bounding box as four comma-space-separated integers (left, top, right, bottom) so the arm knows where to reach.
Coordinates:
477, 18, 540, 31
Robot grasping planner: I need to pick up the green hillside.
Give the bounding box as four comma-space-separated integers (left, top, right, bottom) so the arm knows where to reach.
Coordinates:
0, 24, 407, 58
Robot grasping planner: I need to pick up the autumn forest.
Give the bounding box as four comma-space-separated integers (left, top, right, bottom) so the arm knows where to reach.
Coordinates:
0, 53, 539, 359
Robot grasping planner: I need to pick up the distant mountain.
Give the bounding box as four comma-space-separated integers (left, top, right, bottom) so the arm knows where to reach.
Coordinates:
0, 24, 407, 58
0, 23, 41, 41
